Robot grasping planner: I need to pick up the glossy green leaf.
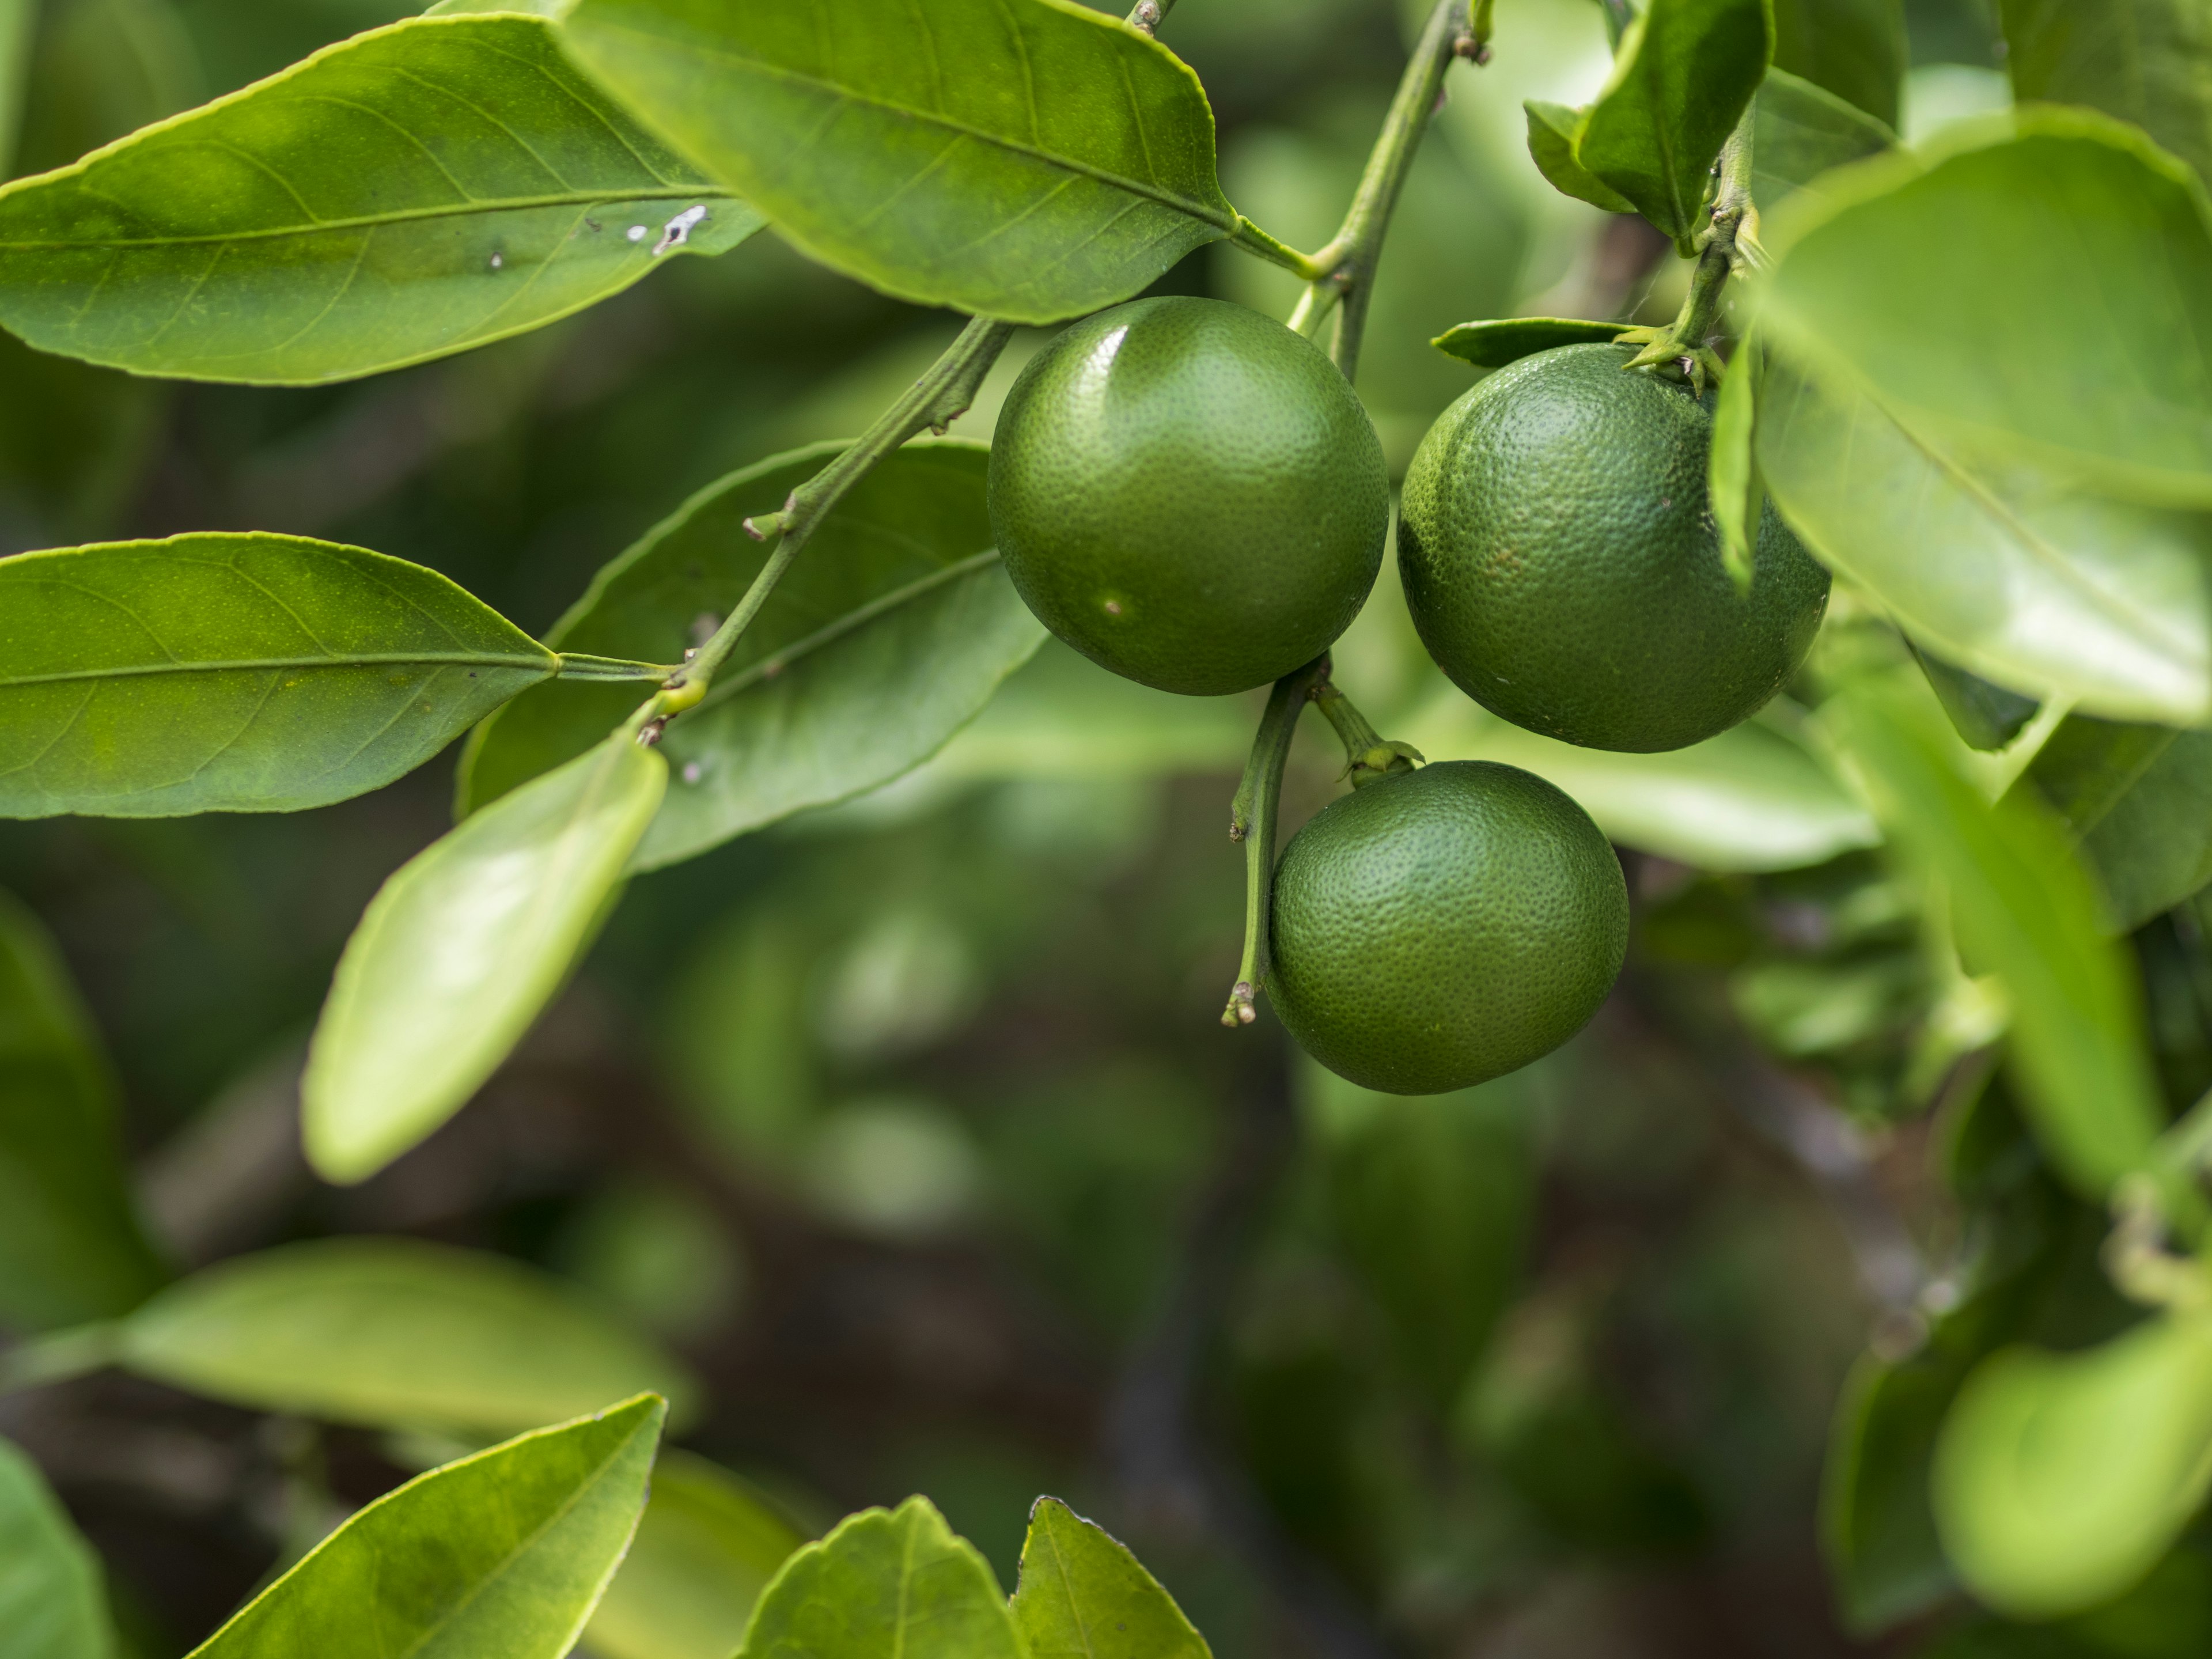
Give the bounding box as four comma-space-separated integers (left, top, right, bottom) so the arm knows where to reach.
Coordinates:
1709, 332, 1762, 587
1578, 0, 1774, 247
1431, 315, 1621, 368
188, 1395, 664, 1659
0, 1435, 113, 1659
735, 1495, 1021, 1659
0, 888, 162, 1332
458, 441, 1043, 871
1933, 1316, 2212, 1619
1909, 646, 2039, 753
1522, 101, 1635, 213
1752, 67, 1895, 211
562, 0, 1236, 325
2022, 716, 2212, 931
2001, 0, 2212, 189
586, 1452, 806, 1659
1759, 111, 2212, 510
1758, 356, 2212, 725
0, 533, 557, 819
115, 1236, 696, 1435
0, 14, 760, 384
1772, 0, 1905, 126
1010, 1497, 1209, 1659
303, 731, 665, 1182
1820, 673, 2164, 1196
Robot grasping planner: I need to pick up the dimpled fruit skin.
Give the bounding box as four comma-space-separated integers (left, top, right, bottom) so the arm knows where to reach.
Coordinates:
1269, 761, 1627, 1095
1397, 343, 1831, 752
988, 296, 1389, 696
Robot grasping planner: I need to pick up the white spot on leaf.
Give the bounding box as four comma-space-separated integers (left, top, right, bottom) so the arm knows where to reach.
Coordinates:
627, 225, 648, 243
653, 205, 708, 256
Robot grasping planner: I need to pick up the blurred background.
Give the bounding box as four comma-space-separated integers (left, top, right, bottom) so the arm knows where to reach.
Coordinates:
6, 1, 2179, 1655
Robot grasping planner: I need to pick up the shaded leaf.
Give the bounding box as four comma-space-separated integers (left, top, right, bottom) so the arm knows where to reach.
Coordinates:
2000, 0, 2212, 189
1431, 315, 1621, 368
116, 1236, 696, 1435
2021, 716, 2212, 931
1908, 645, 2039, 753
1709, 331, 1762, 586
562, 0, 1236, 325
735, 1495, 1020, 1659
586, 1452, 806, 1659
458, 440, 1043, 871
0, 1434, 113, 1659
1010, 1497, 1209, 1659
0, 888, 163, 1332
0, 15, 760, 384
1772, 0, 1906, 126
1758, 355, 2212, 725
0, 533, 558, 818
1522, 101, 1635, 213
303, 730, 665, 1183
188, 1396, 664, 1659
1751, 66, 1895, 212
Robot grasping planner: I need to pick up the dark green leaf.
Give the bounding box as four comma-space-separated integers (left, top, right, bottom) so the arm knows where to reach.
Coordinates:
735, 1495, 1021, 1659
2001, 0, 2212, 189
1772, 0, 1906, 126
0, 15, 760, 384
458, 440, 1044, 872
1522, 101, 1635, 213
1908, 645, 2040, 753
1751, 67, 1895, 211
2021, 716, 2212, 931
1578, 0, 1773, 247
188, 1395, 664, 1659
0, 532, 557, 818
0, 888, 163, 1332
1010, 1498, 1209, 1659
115, 1236, 697, 1435
1430, 315, 1622, 367
304, 732, 665, 1182
0, 1434, 113, 1659
562, 0, 1237, 325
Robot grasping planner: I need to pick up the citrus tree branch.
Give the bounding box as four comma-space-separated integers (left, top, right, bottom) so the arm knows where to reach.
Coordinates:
1621, 103, 1760, 391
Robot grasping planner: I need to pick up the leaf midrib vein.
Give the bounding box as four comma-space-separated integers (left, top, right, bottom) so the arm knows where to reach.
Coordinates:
2, 651, 552, 688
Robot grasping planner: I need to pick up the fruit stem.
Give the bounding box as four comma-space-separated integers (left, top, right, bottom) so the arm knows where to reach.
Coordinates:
1621, 104, 1760, 393
1313, 679, 1425, 787
1222, 654, 1332, 1029
1125, 0, 1177, 33
661, 315, 1016, 717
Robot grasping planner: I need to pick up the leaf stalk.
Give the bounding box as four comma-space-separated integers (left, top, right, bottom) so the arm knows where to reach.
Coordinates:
1222, 656, 1331, 1029
1620, 103, 1760, 392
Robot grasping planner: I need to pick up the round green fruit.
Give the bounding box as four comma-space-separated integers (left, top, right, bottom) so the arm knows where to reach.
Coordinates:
1268, 761, 1627, 1094
1397, 343, 1831, 752
987, 296, 1390, 696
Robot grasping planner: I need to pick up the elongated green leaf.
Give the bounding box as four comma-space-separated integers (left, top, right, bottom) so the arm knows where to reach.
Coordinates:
2001, 0, 2212, 189
1820, 673, 2164, 1196
737, 1495, 1020, 1659
1010, 1498, 1209, 1659
304, 730, 664, 1182
459, 440, 1043, 870
115, 1237, 696, 1435
190, 1395, 664, 1659
560, 0, 1235, 324
587, 1453, 806, 1659
1758, 357, 2212, 725
0, 1435, 113, 1659
0, 15, 760, 385
1522, 101, 1635, 213
0, 888, 162, 1332
1578, 0, 1773, 247
1933, 1316, 2212, 1619
1759, 111, 2212, 509
1709, 331, 1762, 587
1752, 67, 1895, 211
1772, 0, 1905, 126
1431, 315, 1621, 368
2021, 716, 2212, 931
0, 533, 557, 818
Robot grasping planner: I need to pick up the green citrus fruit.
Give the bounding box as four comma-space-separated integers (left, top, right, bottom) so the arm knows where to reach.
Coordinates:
1397, 343, 1831, 752
987, 296, 1390, 696
1268, 761, 1627, 1094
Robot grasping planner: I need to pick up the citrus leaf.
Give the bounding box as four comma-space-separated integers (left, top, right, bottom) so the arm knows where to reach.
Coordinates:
1759, 110, 2212, 510
1010, 1497, 1210, 1659
0, 14, 760, 385
1758, 355, 2212, 725
559, 0, 1236, 324
1933, 1316, 2212, 1619
1577, 0, 1773, 247
2000, 0, 2212, 189
303, 730, 665, 1183
587, 1452, 806, 1659
1771, 0, 1905, 127
1709, 331, 1763, 588
187, 1395, 664, 1659
114, 1237, 697, 1436
0, 533, 558, 819
1907, 645, 2039, 753
0, 1434, 113, 1659
1522, 101, 1635, 213
457, 440, 1044, 872
1430, 315, 1622, 368
735, 1495, 1020, 1659
1752, 66, 1895, 211
2020, 715, 2212, 932
1819, 672, 2164, 1197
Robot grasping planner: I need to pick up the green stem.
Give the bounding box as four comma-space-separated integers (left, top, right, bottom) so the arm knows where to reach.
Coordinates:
1622, 103, 1758, 391
1222, 656, 1332, 1029
555, 653, 683, 681
1313, 679, 1423, 785
1126, 0, 1178, 32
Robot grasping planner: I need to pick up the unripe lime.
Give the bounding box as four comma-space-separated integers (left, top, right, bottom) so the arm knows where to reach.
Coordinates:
1397, 344, 1830, 752
987, 297, 1390, 696
1269, 761, 1627, 1094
